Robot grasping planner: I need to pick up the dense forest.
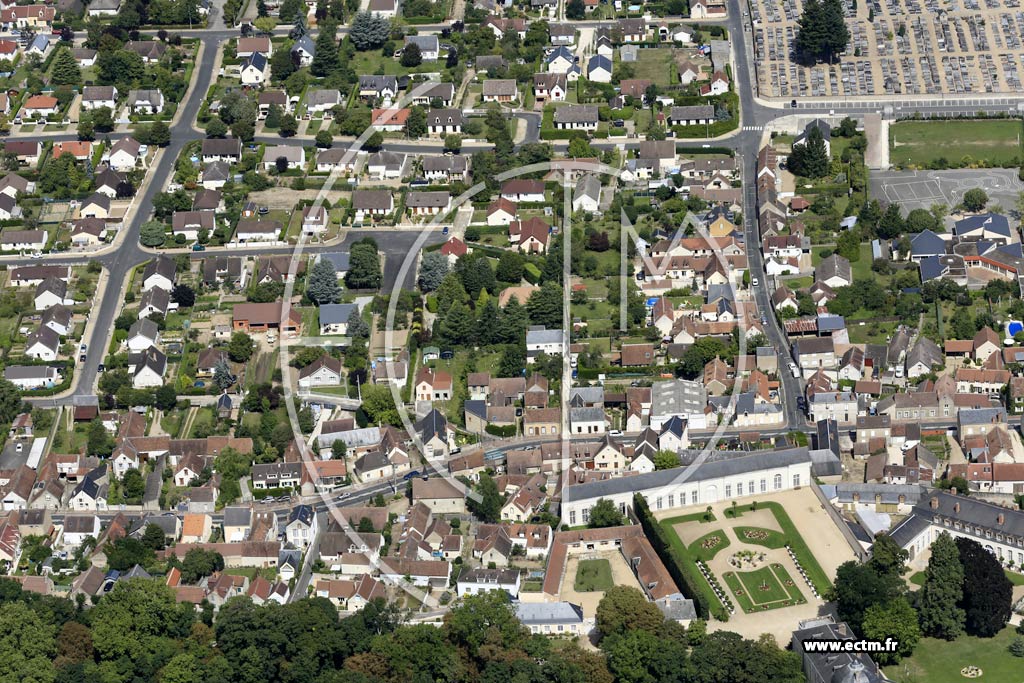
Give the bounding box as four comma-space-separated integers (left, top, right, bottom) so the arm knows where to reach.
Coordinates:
0, 579, 803, 683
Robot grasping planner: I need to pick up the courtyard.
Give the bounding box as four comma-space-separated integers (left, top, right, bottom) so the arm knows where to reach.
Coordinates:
655, 487, 857, 641
559, 551, 647, 619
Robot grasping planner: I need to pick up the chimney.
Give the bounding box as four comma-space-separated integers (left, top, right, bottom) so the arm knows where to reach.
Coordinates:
954, 503, 960, 514
930, 497, 939, 510
998, 513, 1005, 525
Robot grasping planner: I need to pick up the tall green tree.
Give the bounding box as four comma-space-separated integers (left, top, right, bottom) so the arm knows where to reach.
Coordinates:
418, 251, 449, 292
346, 241, 382, 289
307, 257, 343, 305
270, 49, 296, 82
0, 601, 56, 683
831, 560, 904, 634
228, 332, 254, 362
467, 473, 503, 523
795, 0, 850, 64
526, 282, 563, 329
349, 11, 391, 50
310, 19, 340, 76
918, 531, 965, 640
869, 532, 909, 578
588, 498, 625, 528
787, 124, 830, 178
862, 597, 920, 664
405, 106, 427, 138
595, 586, 666, 640
956, 536, 1013, 637
50, 47, 81, 86
962, 188, 989, 213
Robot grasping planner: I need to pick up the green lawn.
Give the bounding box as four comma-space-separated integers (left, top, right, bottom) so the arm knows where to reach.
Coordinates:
660, 513, 730, 615
574, 559, 613, 592
723, 501, 831, 594
225, 566, 278, 582
724, 563, 805, 612
631, 48, 675, 87
884, 627, 1022, 683
889, 119, 1024, 168
689, 530, 731, 562
733, 526, 787, 549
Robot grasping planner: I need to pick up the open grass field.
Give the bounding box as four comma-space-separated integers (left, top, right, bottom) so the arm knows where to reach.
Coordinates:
688, 530, 731, 562
883, 627, 1021, 683
574, 559, 613, 592
631, 48, 676, 87
724, 563, 805, 612
889, 120, 1024, 168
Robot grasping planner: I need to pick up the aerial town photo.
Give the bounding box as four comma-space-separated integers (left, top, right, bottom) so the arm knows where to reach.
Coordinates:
3, 0, 1024, 680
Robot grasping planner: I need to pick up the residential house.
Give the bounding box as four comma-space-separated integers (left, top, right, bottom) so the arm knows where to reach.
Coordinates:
127, 89, 164, 115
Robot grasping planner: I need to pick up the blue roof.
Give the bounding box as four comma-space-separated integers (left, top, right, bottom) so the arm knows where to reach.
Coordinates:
545, 46, 574, 64
29, 35, 48, 51
816, 314, 846, 332
318, 252, 350, 272
996, 242, 1024, 258
464, 399, 486, 419
918, 255, 944, 282
954, 213, 1010, 238
291, 34, 315, 56
319, 303, 358, 326
244, 51, 267, 71
588, 54, 611, 72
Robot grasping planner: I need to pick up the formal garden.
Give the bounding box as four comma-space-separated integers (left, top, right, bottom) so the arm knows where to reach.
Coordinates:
722, 562, 806, 613
656, 499, 830, 618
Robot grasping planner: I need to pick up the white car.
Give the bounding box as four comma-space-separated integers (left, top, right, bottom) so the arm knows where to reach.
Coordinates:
751, 277, 759, 287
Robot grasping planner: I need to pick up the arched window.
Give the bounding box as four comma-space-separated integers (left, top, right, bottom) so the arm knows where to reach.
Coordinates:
773, 473, 782, 490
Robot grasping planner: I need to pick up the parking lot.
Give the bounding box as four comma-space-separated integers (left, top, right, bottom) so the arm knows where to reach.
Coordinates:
748, 0, 1024, 98
869, 168, 1024, 213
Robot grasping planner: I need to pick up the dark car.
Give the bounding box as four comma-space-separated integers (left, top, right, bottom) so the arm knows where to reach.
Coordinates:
192, 244, 205, 251
403, 470, 421, 481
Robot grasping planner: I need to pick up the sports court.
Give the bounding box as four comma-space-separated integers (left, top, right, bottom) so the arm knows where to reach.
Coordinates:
869, 168, 1024, 214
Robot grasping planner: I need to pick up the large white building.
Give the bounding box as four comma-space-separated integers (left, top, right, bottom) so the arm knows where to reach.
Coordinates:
891, 490, 1024, 570
559, 447, 840, 527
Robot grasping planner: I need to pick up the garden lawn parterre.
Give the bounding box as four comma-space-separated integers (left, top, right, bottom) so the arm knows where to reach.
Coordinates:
733, 526, 787, 549
574, 559, 614, 592
688, 530, 731, 562
724, 563, 805, 613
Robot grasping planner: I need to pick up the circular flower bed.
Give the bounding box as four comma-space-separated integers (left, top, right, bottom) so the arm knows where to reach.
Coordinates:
961, 666, 983, 678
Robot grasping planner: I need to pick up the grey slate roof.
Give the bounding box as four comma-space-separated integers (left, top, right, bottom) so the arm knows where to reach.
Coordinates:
562, 446, 836, 503
319, 303, 357, 326
515, 601, 584, 625
318, 252, 350, 272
